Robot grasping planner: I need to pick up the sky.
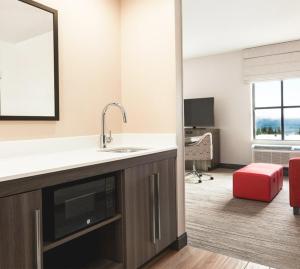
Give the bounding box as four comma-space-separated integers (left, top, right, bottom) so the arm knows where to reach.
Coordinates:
254, 78, 300, 119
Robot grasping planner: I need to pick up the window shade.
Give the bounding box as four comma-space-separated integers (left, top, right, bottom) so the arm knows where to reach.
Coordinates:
243, 40, 300, 82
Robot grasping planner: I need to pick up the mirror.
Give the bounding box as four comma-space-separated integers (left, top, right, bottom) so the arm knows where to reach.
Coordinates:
0, 0, 59, 120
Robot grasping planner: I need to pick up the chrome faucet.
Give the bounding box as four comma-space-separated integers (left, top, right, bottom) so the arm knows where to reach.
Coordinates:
100, 102, 127, 148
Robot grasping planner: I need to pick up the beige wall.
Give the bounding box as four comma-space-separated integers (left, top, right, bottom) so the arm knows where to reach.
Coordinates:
121, 0, 185, 236
0, 0, 179, 139
0, 0, 185, 237
184, 51, 252, 165
120, 0, 177, 133
0, 0, 122, 141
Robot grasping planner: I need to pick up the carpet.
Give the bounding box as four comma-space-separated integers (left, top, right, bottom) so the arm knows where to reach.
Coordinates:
186, 168, 300, 269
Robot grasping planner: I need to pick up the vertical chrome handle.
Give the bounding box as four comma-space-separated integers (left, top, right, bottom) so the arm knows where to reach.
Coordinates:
155, 173, 161, 241
35, 210, 42, 269
150, 174, 156, 244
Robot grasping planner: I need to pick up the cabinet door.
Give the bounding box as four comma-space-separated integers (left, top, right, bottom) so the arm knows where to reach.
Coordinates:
0, 190, 42, 269
124, 163, 156, 269
153, 158, 177, 253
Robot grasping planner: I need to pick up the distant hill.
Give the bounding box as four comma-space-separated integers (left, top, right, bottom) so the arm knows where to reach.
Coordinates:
256, 118, 300, 134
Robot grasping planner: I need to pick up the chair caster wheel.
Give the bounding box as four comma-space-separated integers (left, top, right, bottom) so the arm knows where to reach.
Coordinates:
210, 177, 214, 180
198, 180, 202, 183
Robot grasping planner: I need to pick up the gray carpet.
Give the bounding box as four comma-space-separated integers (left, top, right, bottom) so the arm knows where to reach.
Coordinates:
186, 168, 300, 269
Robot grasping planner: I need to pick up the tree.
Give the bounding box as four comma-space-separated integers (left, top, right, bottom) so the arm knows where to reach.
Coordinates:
267, 127, 273, 134
256, 128, 262, 136
277, 127, 281, 134
262, 127, 267, 134
274, 127, 281, 137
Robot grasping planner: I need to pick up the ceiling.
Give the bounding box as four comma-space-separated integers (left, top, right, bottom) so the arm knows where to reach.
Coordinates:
0, 0, 53, 44
182, 0, 300, 59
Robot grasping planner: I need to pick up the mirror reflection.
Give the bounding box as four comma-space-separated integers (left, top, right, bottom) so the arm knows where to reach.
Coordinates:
0, 0, 58, 119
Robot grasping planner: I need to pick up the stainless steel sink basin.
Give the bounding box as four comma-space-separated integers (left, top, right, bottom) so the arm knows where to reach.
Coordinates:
100, 147, 148, 153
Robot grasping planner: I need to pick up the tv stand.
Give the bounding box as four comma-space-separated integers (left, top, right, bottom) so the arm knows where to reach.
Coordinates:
185, 127, 220, 171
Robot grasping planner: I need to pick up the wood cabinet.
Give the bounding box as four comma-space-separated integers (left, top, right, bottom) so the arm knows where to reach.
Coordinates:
153, 159, 177, 254
123, 158, 177, 269
0, 190, 42, 269
0, 150, 177, 269
123, 162, 156, 269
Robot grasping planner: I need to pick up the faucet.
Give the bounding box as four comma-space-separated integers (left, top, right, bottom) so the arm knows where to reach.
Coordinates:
100, 102, 127, 148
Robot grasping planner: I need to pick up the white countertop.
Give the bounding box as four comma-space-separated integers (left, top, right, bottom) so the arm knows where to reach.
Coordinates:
0, 134, 177, 183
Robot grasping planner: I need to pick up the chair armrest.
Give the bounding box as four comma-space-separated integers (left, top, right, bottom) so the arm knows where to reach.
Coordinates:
289, 158, 300, 207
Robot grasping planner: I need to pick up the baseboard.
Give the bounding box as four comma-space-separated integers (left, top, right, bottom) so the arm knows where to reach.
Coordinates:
219, 163, 289, 176
218, 163, 246, 170
171, 232, 187, 251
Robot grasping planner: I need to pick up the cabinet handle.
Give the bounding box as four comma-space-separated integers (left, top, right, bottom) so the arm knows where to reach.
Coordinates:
150, 174, 156, 244
35, 210, 42, 269
155, 173, 161, 241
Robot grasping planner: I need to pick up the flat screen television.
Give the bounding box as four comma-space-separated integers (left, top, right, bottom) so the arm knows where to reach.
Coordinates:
184, 97, 214, 127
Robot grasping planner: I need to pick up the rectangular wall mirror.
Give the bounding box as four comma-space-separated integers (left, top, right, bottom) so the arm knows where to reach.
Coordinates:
0, 0, 59, 120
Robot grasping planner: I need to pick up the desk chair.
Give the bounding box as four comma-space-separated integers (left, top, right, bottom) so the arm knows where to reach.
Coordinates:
185, 133, 214, 183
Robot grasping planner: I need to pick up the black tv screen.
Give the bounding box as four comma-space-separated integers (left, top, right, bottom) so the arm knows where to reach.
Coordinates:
184, 98, 214, 127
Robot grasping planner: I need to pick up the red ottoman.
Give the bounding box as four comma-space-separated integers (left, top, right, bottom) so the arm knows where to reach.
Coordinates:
233, 163, 283, 202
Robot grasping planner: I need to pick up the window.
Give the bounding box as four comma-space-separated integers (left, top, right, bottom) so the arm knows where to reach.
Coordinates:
253, 79, 300, 141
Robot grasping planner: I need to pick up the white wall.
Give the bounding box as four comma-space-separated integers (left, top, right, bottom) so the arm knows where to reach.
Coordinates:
174, 0, 185, 238
0, 41, 16, 115
184, 51, 252, 165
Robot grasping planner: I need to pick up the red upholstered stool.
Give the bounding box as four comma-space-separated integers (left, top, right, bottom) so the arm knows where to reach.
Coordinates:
233, 163, 283, 202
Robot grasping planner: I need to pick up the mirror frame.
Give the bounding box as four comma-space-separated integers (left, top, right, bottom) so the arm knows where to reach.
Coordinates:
0, 0, 59, 121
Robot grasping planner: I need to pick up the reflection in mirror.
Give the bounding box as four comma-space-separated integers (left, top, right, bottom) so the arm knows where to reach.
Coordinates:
0, 0, 58, 120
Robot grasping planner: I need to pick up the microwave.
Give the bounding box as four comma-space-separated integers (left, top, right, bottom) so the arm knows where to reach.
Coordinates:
43, 174, 116, 241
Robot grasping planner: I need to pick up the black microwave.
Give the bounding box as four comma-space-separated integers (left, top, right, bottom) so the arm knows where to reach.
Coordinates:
43, 174, 116, 241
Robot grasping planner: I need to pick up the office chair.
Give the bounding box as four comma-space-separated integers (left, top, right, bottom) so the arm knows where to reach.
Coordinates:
185, 133, 214, 183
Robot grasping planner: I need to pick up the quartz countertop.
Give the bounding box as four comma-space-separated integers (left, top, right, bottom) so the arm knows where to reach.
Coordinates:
0, 134, 177, 183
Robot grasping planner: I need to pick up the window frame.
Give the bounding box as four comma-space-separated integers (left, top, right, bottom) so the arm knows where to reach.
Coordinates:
252, 80, 300, 141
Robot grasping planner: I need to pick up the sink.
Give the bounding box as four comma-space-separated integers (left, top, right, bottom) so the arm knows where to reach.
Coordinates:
99, 147, 148, 153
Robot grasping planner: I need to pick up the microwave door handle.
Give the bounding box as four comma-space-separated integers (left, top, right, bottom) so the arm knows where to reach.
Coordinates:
35, 209, 42, 269
65, 192, 96, 203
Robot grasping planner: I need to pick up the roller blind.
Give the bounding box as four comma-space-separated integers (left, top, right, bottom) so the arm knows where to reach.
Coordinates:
243, 40, 300, 82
